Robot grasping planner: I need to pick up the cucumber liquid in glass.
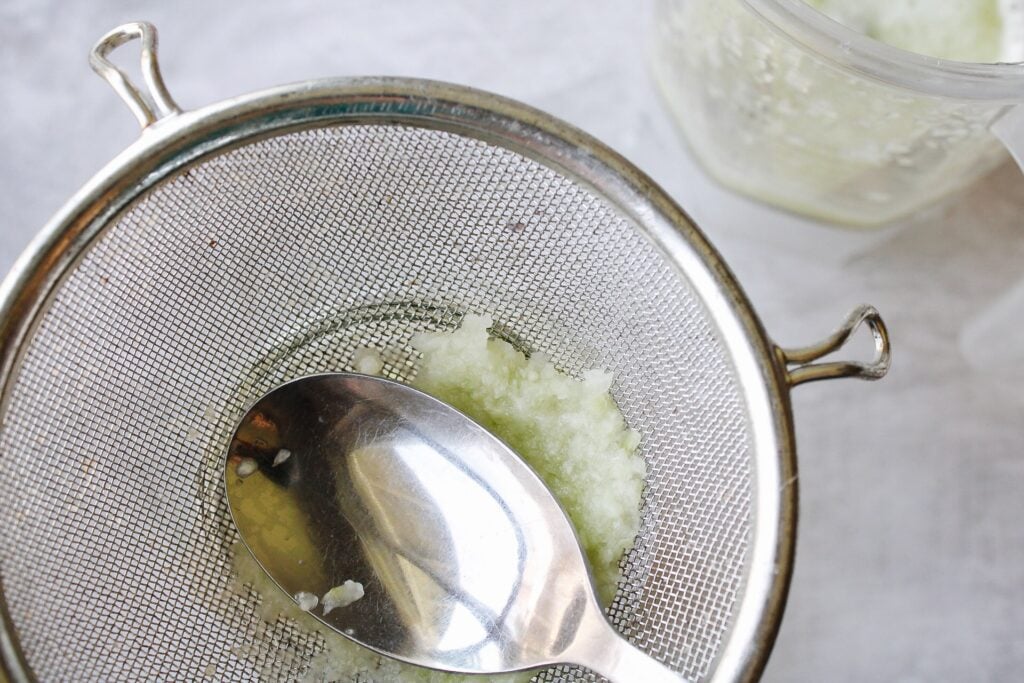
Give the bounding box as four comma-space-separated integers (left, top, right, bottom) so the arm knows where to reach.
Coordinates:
652, 0, 1024, 227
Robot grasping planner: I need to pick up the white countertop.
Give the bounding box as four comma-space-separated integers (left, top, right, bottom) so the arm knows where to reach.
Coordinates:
2, 1, 1022, 680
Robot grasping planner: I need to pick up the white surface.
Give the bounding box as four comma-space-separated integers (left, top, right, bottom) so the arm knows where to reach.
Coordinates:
1, 1, 1022, 680
963, 277, 1024, 372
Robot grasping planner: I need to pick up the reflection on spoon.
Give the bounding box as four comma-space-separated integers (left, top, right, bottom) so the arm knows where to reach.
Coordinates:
225, 373, 687, 682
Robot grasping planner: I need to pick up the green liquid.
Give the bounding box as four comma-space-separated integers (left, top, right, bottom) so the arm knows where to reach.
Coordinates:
803, 0, 1004, 62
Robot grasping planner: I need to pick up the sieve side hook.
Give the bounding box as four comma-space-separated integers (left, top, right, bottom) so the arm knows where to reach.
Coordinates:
89, 21, 181, 130
778, 305, 891, 387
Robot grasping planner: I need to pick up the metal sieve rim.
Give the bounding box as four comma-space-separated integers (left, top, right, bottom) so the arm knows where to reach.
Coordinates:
0, 22, 890, 683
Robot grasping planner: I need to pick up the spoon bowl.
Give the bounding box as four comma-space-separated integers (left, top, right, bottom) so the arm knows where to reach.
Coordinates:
225, 373, 685, 682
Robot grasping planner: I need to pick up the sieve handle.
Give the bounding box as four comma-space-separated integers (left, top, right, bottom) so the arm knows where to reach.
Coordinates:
778, 305, 890, 387
89, 21, 181, 129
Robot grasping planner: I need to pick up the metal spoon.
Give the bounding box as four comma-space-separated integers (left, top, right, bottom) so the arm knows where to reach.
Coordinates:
225, 373, 686, 682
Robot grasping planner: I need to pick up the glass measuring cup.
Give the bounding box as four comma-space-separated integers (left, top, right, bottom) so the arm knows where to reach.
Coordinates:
651, 0, 1024, 228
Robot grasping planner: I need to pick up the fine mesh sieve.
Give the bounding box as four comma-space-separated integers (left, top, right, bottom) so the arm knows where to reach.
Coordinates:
0, 23, 890, 683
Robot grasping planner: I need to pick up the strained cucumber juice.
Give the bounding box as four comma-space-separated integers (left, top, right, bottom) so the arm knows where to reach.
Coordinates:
652, 0, 1024, 226
804, 0, 1013, 62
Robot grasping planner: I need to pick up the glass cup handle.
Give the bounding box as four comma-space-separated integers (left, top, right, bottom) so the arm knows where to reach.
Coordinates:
991, 105, 1024, 170
967, 107, 1024, 375
960, 278, 1024, 374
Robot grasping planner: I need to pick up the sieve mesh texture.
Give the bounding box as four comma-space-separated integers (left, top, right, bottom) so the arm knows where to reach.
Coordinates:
0, 124, 752, 682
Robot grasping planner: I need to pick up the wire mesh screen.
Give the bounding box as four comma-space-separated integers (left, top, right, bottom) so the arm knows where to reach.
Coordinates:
0, 124, 752, 681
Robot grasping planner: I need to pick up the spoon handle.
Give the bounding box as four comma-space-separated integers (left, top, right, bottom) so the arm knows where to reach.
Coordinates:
568, 616, 691, 683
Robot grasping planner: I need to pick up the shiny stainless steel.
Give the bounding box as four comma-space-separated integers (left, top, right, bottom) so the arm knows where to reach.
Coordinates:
226, 373, 688, 682
0, 21, 888, 683
88, 22, 180, 129
779, 305, 891, 387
